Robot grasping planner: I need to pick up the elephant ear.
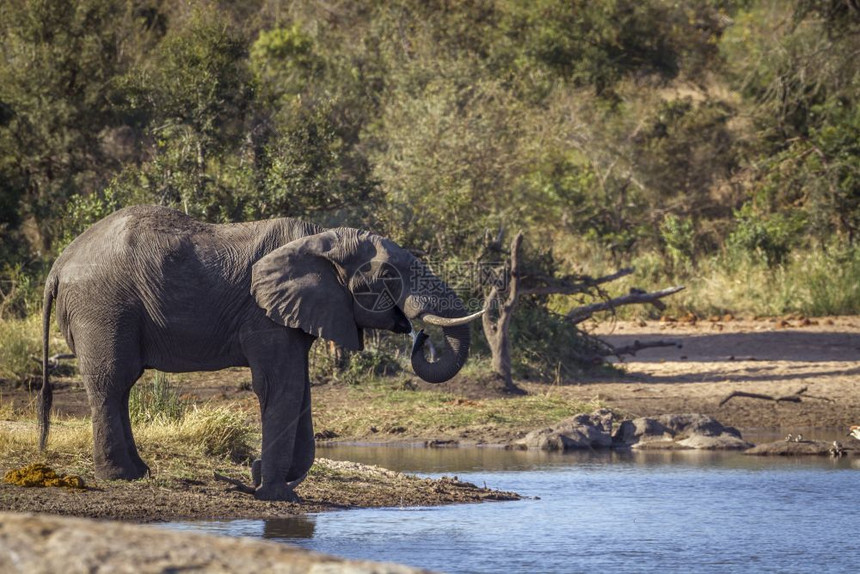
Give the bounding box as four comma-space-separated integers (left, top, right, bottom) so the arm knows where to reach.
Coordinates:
250, 232, 362, 351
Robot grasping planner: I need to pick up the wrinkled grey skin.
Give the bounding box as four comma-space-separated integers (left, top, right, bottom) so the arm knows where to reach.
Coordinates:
40, 205, 471, 501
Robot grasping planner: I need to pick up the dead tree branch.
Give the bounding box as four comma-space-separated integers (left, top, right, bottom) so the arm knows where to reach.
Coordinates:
718, 386, 835, 407
521, 267, 635, 296
567, 285, 686, 324
213, 472, 255, 494
606, 339, 682, 357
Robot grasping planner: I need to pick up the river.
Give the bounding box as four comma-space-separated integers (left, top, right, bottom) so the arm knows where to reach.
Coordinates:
164, 444, 860, 573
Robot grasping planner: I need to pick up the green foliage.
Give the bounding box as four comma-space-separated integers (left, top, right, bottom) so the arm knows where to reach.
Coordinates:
727, 203, 806, 266
0, 315, 41, 384
261, 98, 381, 221
344, 349, 403, 384
4, 0, 860, 383
0, 264, 42, 319
129, 371, 186, 424
59, 185, 125, 252
250, 24, 320, 103
660, 214, 697, 272
509, 301, 615, 381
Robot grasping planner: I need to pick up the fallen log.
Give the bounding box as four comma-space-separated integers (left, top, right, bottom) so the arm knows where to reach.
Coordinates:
718, 386, 834, 407
213, 472, 255, 494
609, 339, 682, 358
567, 285, 686, 324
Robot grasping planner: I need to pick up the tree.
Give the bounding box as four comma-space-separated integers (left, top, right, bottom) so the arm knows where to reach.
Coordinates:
0, 0, 132, 248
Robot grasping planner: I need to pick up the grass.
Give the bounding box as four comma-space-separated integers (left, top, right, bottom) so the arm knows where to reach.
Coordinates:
0, 315, 43, 384
0, 401, 259, 479
313, 375, 604, 440
129, 371, 187, 423
557, 243, 860, 320
0, 315, 73, 386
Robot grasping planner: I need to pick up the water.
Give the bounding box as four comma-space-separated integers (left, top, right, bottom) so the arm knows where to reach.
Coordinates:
164, 446, 860, 573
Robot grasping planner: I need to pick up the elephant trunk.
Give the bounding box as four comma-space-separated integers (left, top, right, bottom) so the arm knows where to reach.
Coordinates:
403, 293, 472, 384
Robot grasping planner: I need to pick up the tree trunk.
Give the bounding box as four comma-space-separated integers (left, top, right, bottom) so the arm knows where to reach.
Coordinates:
482, 232, 523, 393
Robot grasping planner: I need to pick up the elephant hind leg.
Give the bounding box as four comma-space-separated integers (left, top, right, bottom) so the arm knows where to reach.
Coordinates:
121, 386, 150, 478
81, 362, 146, 480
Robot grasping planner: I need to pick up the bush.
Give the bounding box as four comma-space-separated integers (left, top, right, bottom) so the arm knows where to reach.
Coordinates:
129, 371, 186, 424
177, 405, 256, 463
727, 203, 806, 267
510, 301, 616, 381
660, 214, 697, 272
0, 315, 42, 385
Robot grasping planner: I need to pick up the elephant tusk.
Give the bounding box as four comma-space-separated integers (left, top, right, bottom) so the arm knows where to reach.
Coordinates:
420, 308, 485, 327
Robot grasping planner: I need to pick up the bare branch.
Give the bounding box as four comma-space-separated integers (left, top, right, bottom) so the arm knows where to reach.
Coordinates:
567, 285, 686, 324
521, 267, 635, 296
213, 472, 255, 494
607, 339, 682, 357
719, 386, 834, 407
32, 353, 77, 372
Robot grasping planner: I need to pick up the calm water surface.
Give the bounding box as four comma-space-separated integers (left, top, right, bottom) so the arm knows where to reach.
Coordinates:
164, 445, 860, 573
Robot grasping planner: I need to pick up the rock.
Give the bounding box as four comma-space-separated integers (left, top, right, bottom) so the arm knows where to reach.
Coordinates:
676, 434, 754, 450
515, 412, 752, 452
745, 440, 856, 456
514, 409, 614, 451
0, 512, 430, 573
612, 414, 753, 451
612, 418, 673, 447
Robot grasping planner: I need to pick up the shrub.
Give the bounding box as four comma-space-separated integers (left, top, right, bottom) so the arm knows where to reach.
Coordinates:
0, 315, 42, 385
129, 371, 186, 424
177, 405, 256, 463
727, 203, 806, 267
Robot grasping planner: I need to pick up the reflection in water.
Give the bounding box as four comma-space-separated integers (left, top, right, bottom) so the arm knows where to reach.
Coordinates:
262, 516, 316, 540
164, 446, 860, 574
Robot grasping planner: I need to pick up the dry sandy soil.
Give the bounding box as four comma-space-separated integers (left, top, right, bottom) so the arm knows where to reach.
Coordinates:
583, 315, 860, 432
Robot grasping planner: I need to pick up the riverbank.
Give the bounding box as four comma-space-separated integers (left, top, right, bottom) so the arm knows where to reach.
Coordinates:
0, 316, 858, 522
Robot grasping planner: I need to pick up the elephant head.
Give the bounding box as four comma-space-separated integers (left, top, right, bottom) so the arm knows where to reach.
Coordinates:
250, 229, 481, 383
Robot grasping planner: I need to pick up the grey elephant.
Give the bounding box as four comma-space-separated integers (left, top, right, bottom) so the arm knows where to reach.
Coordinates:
40, 205, 481, 501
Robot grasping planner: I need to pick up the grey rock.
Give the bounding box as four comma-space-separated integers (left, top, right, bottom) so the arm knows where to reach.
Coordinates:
0, 512, 432, 574
745, 440, 857, 456
514, 409, 614, 451
612, 413, 752, 450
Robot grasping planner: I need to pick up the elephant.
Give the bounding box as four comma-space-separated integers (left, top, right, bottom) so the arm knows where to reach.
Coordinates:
39, 205, 482, 501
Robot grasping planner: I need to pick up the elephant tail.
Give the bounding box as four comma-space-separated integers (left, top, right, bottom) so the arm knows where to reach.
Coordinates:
39, 274, 58, 451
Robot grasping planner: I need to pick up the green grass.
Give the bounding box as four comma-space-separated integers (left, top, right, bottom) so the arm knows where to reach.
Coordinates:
0, 402, 258, 478
129, 371, 187, 424
0, 315, 72, 386
0, 315, 42, 384
314, 376, 603, 439
557, 244, 860, 319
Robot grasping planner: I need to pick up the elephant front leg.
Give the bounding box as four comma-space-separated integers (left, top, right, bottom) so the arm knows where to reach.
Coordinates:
252, 377, 314, 500
254, 409, 302, 501
252, 376, 312, 501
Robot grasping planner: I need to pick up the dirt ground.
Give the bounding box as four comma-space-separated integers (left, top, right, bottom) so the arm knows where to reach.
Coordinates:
582, 315, 860, 432
0, 458, 518, 523
1, 315, 858, 522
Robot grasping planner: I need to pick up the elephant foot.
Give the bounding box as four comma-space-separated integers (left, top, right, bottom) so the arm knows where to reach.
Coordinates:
132, 459, 151, 479
95, 462, 148, 481
254, 483, 301, 502
252, 458, 262, 488
253, 472, 307, 502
